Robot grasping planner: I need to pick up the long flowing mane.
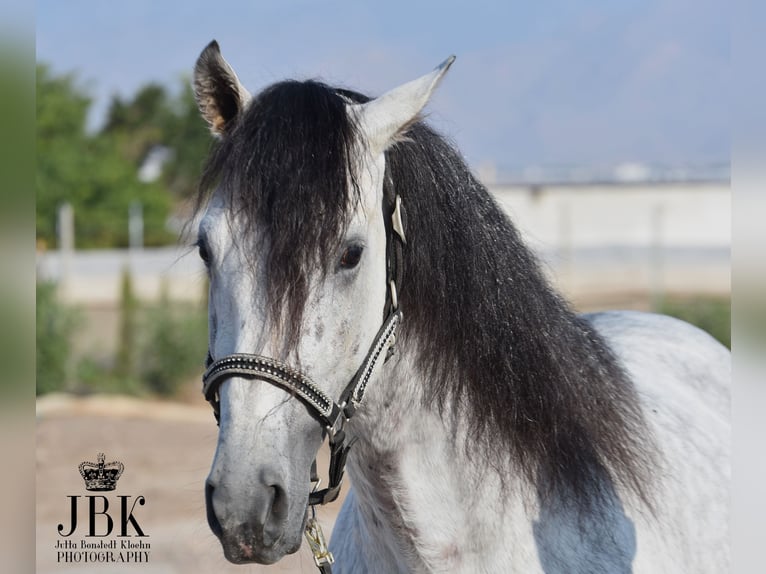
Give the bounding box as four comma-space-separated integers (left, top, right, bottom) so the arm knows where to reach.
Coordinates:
196, 80, 655, 510
385, 121, 655, 510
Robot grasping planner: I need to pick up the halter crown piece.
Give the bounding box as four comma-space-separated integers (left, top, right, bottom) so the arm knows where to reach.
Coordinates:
201, 188, 406, 574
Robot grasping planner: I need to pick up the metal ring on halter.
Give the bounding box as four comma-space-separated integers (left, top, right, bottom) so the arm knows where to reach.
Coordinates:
389, 280, 398, 310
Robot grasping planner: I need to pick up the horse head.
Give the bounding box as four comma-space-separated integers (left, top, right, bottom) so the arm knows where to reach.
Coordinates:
192, 40, 452, 564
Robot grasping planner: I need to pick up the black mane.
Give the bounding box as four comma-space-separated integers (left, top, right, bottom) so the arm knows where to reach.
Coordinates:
196, 80, 654, 509
386, 122, 654, 508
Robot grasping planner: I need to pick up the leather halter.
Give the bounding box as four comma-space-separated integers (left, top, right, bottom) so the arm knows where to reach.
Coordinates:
201, 181, 406, 569
202, 308, 401, 504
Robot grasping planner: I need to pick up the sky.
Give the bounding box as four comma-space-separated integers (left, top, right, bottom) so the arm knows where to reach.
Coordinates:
36, 0, 728, 181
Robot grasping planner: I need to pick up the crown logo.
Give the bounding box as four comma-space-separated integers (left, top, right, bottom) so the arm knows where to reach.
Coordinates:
78, 453, 124, 491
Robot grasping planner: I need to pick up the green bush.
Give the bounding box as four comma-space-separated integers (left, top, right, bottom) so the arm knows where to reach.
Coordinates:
139, 284, 208, 396
115, 267, 138, 378
659, 296, 730, 349
75, 356, 146, 396
68, 296, 207, 398
36, 273, 209, 398
36, 281, 80, 394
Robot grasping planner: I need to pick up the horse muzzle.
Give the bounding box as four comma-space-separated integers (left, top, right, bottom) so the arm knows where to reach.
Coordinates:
205, 465, 303, 564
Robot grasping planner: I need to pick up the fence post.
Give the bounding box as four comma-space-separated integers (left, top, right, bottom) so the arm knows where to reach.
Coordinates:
58, 202, 75, 297
650, 204, 665, 311
129, 200, 144, 251
557, 200, 573, 293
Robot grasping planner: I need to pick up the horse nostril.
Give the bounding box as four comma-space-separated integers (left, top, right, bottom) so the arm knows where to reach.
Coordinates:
269, 483, 288, 522
259, 482, 289, 546
205, 480, 223, 537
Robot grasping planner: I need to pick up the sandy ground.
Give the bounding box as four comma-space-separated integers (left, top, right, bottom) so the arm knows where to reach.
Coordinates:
36, 394, 344, 574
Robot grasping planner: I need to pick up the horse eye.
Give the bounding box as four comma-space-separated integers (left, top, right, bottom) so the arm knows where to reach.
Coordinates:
339, 245, 364, 269
197, 240, 211, 266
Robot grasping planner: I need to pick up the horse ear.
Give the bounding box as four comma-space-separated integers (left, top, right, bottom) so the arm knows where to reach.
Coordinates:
193, 40, 251, 136
353, 55, 455, 154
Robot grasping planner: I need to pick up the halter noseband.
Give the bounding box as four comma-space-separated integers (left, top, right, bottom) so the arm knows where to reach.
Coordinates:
201, 307, 402, 504
201, 184, 406, 572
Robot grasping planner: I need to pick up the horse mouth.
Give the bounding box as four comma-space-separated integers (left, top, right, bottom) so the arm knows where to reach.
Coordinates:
219, 531, 301, 565
222, 540, 280, 565
208, 504, 302, 565
222, 542, 280, 565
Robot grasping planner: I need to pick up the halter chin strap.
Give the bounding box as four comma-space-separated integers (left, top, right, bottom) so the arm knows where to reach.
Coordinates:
201, 186, 406, 571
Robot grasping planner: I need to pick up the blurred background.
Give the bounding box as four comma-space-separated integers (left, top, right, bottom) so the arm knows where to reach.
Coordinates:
33, 1, 731, 572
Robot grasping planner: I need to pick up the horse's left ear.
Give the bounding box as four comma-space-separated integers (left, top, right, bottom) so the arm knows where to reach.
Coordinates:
353, 55, 456, 155
193, 40, 252, 136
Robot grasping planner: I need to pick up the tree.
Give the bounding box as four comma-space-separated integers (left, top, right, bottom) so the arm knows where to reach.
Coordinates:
102, 78, 212, 200
36, 64, 90, 246
160, 81, 213, 199
103, 83, 171, 166
36, 64, 173, 248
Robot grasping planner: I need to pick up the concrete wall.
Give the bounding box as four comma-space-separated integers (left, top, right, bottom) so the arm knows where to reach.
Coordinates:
37, 181, 730, 307
493, 181, 729, 250
491, 181, 730, 303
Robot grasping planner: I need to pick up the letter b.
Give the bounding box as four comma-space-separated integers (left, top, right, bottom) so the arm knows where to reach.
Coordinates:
88, 496, 114, 537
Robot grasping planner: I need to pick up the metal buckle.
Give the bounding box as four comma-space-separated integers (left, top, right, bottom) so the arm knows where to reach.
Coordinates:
326, 407, 346, 444
304, 508, 335, 568
391, 195, 406, 243
310, 473, 322, 495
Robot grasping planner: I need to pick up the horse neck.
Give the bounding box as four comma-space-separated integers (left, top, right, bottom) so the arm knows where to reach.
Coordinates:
344, 347, 529, 571
342, 345, 638, 573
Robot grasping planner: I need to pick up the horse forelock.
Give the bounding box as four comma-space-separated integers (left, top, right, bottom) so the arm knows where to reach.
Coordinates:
197, 80, 368, 350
